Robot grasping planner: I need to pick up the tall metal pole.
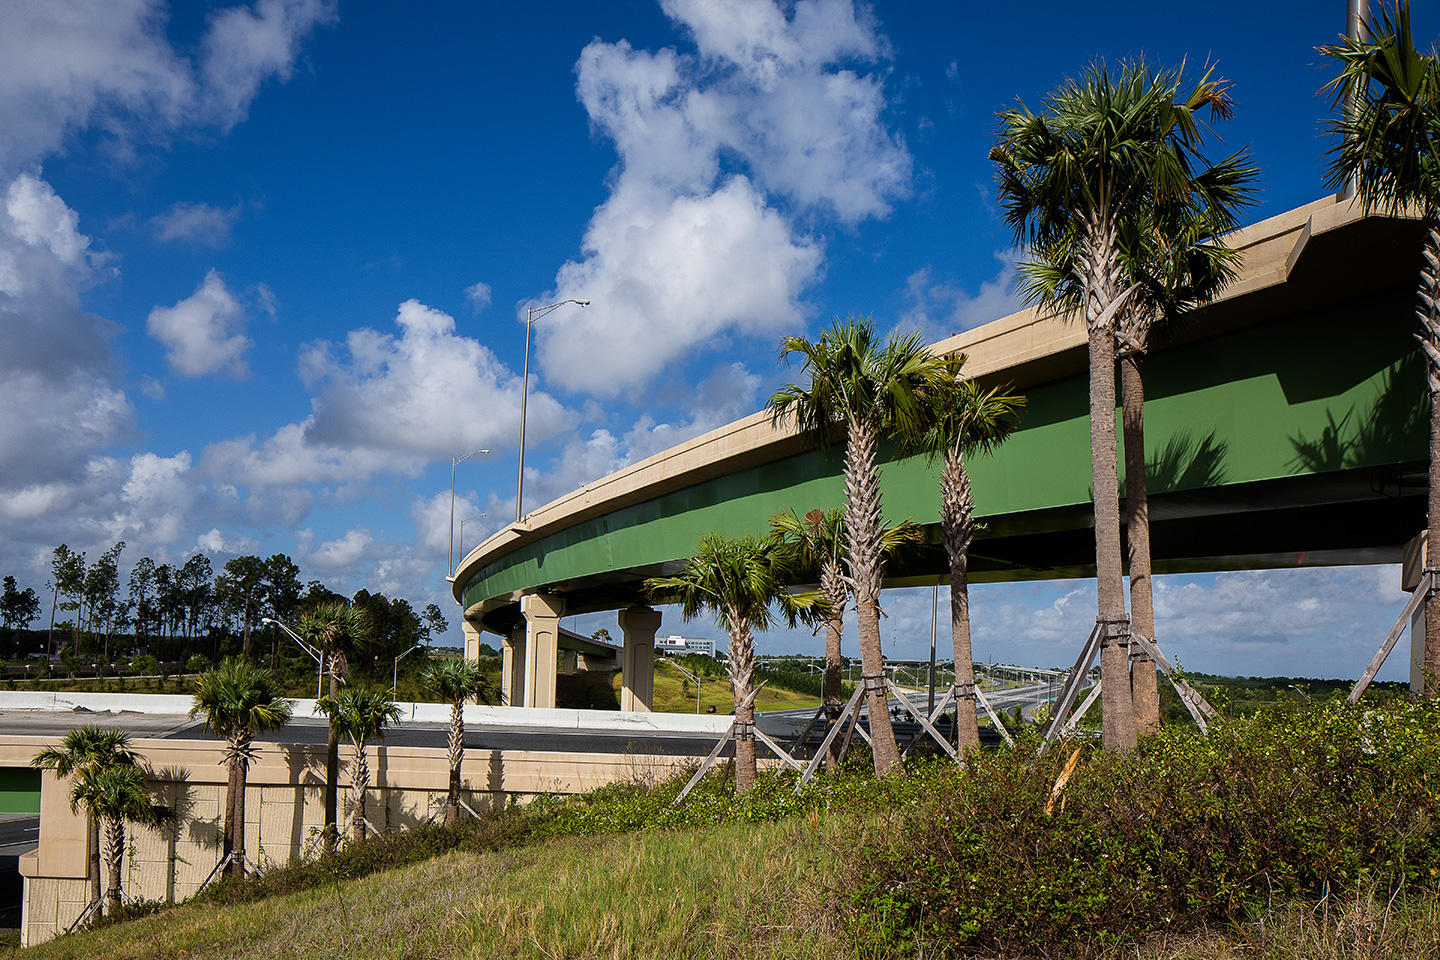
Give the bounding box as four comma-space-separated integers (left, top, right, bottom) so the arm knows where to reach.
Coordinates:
1341, 0, 1371, 201
516, 310, 535, 523
516, 299, 589, 522
449, 449, 487, 577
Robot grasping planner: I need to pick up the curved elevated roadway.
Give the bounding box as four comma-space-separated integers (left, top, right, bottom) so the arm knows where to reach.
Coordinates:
454, 195, 1429, 680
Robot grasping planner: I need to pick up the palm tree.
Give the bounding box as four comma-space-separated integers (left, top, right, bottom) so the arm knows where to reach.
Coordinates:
189, 657, 292, 875
298, 600, 375, 846
991, 59, 1243, 751
769, 316, 950, 776
1014, 69, 1258, 733
1322, 2, 1440, 697
68, 763, 166, 910
420, 657, 499, 824
770, 508, 921, 770
318, 686, 402, 842
912, 360, 1024, 749
31, 726, 140, 911
645, 533, 818, 793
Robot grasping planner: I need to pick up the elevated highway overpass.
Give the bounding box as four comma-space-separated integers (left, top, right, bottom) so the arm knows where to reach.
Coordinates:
453, 195, 1431, 706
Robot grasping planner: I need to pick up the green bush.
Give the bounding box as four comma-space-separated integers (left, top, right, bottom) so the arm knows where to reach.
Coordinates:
852, 697, 1440, 956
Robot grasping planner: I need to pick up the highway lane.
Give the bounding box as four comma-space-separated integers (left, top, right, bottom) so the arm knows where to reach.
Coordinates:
0, 711, 733, 758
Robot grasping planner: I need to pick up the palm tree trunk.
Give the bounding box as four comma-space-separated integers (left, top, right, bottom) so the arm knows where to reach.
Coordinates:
845, 419, 902, 775
351, 739, 369, 842
820, 560, 846, 772
729, 619, 757, 793
1122, 354, 1160, 733
942, 450, 980, 750
1420, 216, 1440, 699
1082, 208, 1136, 754
89, 816, 102, 908
105, 816, 124, 909
445, 699, 463, 824
222, 752, 239, 872
324, 668, 341, 848
231, 754, 249, 876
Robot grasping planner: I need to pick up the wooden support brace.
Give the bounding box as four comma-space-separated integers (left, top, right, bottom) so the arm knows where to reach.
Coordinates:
972, 682, 1014, 747
753, 727, 807, 773
1042, 622, 1101, 746
1130, 632, 1215, 732
1059, 682, 1103, 737
787, 704, 827, 760
1349, 572, 1432, 703
886, 679, 958, 760
902, 683, 960, 761
673, 726, 735, 804
674, 683, 767, 804
797, 683, 865, 788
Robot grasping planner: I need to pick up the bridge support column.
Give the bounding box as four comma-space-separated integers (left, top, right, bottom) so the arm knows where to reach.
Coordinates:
521, 593, 565, 709
619, 606, 661, 712
462, 619, 483, 664
503, 624, 525, 707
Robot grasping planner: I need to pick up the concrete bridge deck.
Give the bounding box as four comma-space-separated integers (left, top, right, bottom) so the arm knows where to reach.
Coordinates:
453, 194, 1430, 699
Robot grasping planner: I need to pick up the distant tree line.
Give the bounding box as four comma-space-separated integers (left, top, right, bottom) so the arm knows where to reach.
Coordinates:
0, 542, 450, 671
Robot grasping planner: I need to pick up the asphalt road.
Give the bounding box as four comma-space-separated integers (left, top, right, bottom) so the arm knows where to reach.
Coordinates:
0, 816, 38, 930
0, 710, 734, 758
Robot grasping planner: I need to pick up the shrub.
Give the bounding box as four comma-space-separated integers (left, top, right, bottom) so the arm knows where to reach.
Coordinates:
851, 697, 1440, 957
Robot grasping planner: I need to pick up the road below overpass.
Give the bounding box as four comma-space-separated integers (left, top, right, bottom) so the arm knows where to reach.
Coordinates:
0, 678, 1071, 766
0, 710, 735, 759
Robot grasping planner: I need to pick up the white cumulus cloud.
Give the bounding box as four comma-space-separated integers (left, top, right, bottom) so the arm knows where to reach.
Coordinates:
901, 254, 1023, 343
301, 299, 571, 460
537, 0, 909, 396
147, 269, 254, 378
151, 200, 241, 246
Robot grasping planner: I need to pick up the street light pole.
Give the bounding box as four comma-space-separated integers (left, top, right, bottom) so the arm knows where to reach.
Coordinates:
393, 643, 424, 696
261, 616, 325, 700
517, 298, 589, 522
458, 513, 485, 566
449, 449, 489, 578
668, 659, 704, 714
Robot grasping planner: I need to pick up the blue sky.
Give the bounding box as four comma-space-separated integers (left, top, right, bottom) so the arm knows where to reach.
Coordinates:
2, 0, 1434, 680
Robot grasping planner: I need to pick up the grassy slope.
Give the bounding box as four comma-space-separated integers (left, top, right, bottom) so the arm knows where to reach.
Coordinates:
647, 661, 821, 714
12, 819, 860, 960
13, 811, 1440, 960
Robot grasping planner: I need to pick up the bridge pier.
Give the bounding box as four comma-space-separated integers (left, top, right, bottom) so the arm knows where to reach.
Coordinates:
462, 619, 484, 663
502, 624, 525, 706
619, 606, 661, 712
520, 594, 565, 709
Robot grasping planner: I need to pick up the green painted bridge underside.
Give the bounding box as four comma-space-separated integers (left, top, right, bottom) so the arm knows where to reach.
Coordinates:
0, 767, 41, 815
463, 285, 1423, 619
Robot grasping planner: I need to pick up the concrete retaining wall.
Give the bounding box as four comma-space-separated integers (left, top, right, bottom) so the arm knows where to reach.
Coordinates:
3, 734, 692, 947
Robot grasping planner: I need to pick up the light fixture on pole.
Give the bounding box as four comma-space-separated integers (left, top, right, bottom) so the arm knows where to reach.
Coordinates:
393, 643, 425, 696
458, 513, 486, 564
261, 616, 325, 700
517, 298, 589, 522
667, 659, 704, 715
449, 449, 489, 579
